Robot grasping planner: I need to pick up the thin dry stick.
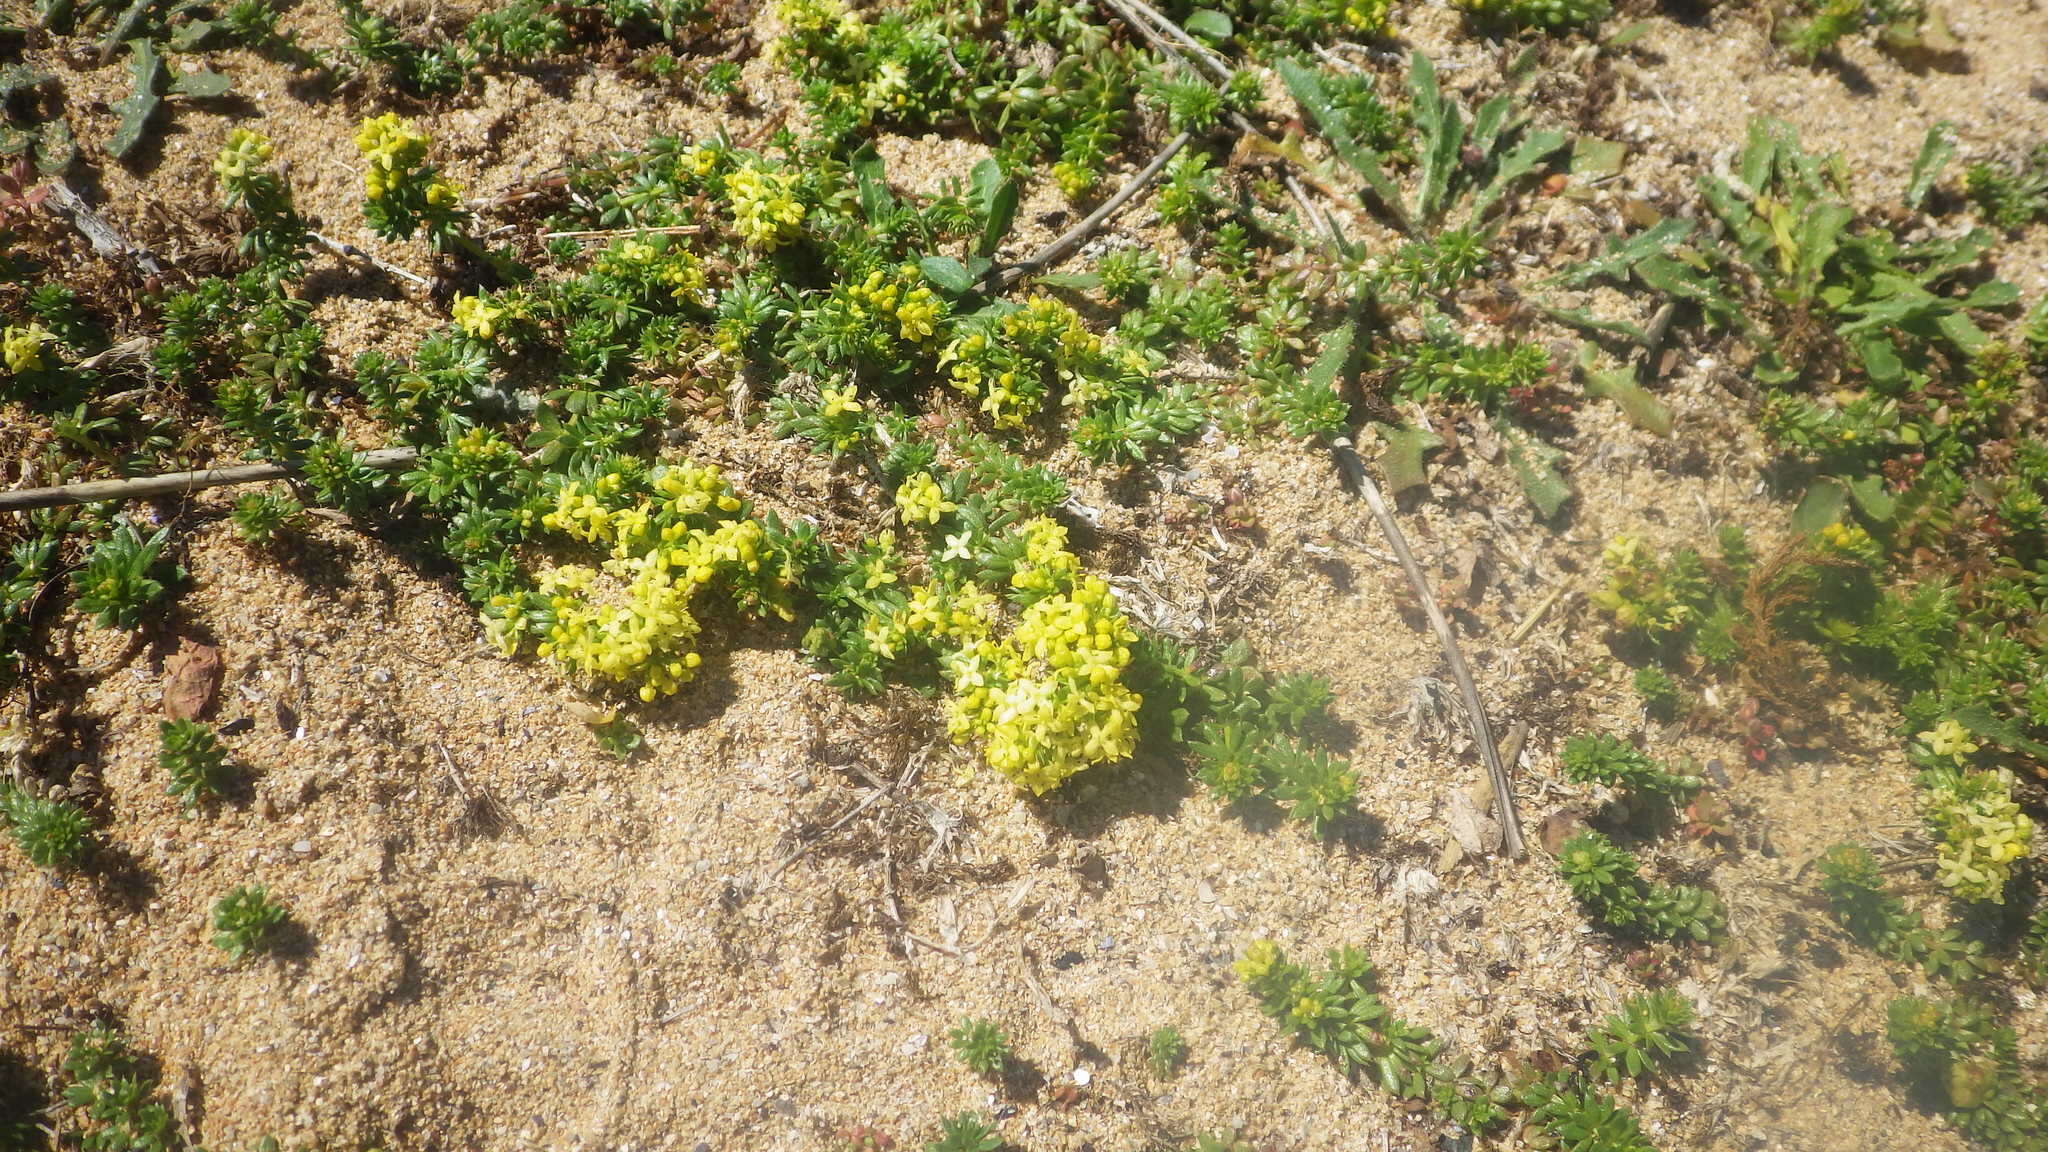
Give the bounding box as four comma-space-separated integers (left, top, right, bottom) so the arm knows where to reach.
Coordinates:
994, 131, 1192, 289
543, 225, 705, 241
311, 232, 432, 289
0, 447, 420, 513
1334, 442, 1527, 857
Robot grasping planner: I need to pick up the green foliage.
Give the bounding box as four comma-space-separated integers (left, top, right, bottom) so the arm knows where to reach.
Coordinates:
1917, 763, 2033, 905
230, 488, 303, 545
72, 522, 178, 631
0, 782, 92, 869
1963, 146, 2048, 230
948, 1017, 1009, 1078
61, 1025, 175, 1152
1781, 0, 1934, 64
1590, 535, 1711, 641
1560, 734, 1702, 801
1519, 1075, 1656, 1152
1556, 831, 1724, 942
1584, 991, 1693, 1083
1631, 665, 1678, 720
1147, 1025, 1188, 1079
1236, 941, 1511, 1132
1816, 843, 1992, 982
1187, 655, 1358, 838
925, 1114, 1001, 1152
160, 719, 231, 810
1888, 994, 2047, 1150
211, 885, 288, 960
1456, 0, 1611, 32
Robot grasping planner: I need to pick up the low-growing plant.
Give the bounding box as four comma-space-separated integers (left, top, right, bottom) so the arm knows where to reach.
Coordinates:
230, 488, 303, 545
211, 884, 288, 960
947, 1017, 1010, 1079
72, 522, 180, 631
160, 719, 232, 809
1887, 994, 2047, 1148
1816, 843, 1992, 981
1147, 1025, 1188, 1079
924, 1113, 1001, 1152
60, 1024, 176, 1152
0, 781, 92, 869
1560, 734, 1702, 802
1556, 831, 1724, 942
1584, 990, 1693, 1083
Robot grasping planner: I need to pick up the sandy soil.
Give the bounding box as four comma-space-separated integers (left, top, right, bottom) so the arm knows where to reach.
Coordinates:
5, 0, 2046, 1149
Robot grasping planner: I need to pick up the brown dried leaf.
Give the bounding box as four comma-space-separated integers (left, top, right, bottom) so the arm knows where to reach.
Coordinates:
161, 639, 222, 721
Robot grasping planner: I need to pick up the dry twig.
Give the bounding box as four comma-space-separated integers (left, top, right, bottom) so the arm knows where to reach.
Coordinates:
1333, 441, 1527, 857
0, 447, 419, 513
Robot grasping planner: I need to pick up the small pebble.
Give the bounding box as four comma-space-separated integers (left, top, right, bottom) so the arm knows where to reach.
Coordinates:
291, 840, 312, 855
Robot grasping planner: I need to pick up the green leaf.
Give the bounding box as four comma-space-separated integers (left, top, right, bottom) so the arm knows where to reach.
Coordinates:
0, 64, 53, 100
1030, 271, 1100, 290
1603, 20, 1654, 48
918, 255, 974, 295
1530, 302, 1651, 344
1183, 8, 1232, 39
170, 69, 233, 98
1904, 121, 1954, 210
1305, 323, 1354, 394
1791, 476, 1848, 537
1569, 137, 1627, 180
850, 142, 891, 223
1465, 128, 1565, 227
1542, 216, 1695, 288
1579, 351, 1673, 436
1951, 704, 2048, 761
1408, 52, 1462, 227
35, 116, 76, 173
107, 38, 164, 161
1276, 56, 1407, 230
1370, 421, 1437, 495
1498, 420, 1571, 518
970, 159, 1017, 260
1843, 474, 1897, 523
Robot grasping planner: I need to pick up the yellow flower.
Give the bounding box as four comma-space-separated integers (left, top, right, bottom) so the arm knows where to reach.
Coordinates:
451, 294, 506, 341
213, 128, 272, 186
726, 164, 805, 250
819, 384, 863, 419
893, 471, 957, 527
2, 322, 51, 375
354, 113, 430, 201
1920, 719, 1979, 762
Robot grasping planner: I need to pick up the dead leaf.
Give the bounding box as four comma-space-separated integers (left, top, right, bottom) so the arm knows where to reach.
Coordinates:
161, 639, 222, 721
1537, 808, 1591, 856
1445, 787, 1502, 855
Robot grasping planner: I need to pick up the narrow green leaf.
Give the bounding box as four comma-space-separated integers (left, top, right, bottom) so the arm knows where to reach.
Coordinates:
1952, 704, 2048, 761
35, 117, 76, 173
1580, 357, 1673, 437
1276, 56, 1407, 230
1029, 271, 1100, 290
1408, 52, 1462, 227
0, 64, 53, 100
107, 38, 164, 161
971, 160, 1017, 259
1498, 420, 1571, 518
1465, 128, 1564, 227
1903, 120, 1955, 210
1529, 302, 1651, 344
1306, 323, 1354, 394
1603, 20, 1653, 48
851, 142, 891, 223
1542, 216, 1695, 288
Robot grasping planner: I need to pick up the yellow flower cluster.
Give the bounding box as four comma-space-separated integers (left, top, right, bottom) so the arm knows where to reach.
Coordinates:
862, 60, 910, 114
1342, 0, 1391, 32
1007, 516, 1080, 600
452, 294, 506, 341
727, 164, 806, 250
213, 127, 272, 185
1918, 718, 1980, 763
1818, 519, 1881, 565
3, 322, 50, 375
1926, 768, 2034, 904
847, 265, 942, 344
940, 521, 1140, 794
941, 295, 1128, 426
594, 237, 709, 305
893, 471, 956, 527
1051, 161, 1096, 201
354, 113, 430, 201
940, 330, 1032, 428
770, 0, 866, 54
498, 463, 786, 701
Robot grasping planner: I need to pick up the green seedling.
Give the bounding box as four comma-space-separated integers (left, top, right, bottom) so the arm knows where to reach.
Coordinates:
72, 522, 179, 630
211, 885, 288, 960
947, 1017, 1010, 1079
1148, 1025, 1188, 1079
1560, 734, 1702, 801
231, 488, 303, 545
1585, 991, 1693, 1083
1816, 843, 1991, 981
1556, 831, 1724, 942
61, 1024, 176, 1152
925, 1113, 1001, 1152
1888, 994, 2048, 1147
1, 781, 92, 868
160, 719, 231, 809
